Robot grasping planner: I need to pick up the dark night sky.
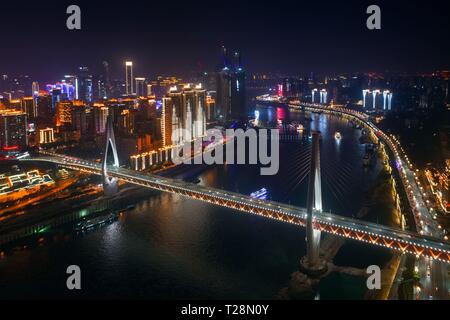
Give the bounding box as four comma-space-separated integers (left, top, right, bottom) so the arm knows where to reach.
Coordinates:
1, 0, 449, 82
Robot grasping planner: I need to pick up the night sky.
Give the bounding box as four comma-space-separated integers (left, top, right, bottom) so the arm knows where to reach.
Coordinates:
1, 0, 449, 82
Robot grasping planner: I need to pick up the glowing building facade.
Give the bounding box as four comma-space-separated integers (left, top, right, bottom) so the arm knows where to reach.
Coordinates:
0, 110, 28, 151
125, 61, 134, 95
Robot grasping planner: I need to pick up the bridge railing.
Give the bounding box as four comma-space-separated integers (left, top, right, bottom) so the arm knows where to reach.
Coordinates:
21, 152, 450, 263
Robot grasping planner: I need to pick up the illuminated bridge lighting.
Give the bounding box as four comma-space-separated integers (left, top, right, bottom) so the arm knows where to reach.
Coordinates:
21, 156, 450, 264
21, 104, 450, 264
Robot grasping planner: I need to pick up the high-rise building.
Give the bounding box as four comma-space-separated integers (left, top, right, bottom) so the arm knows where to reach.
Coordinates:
136, 97, 156, 121
50, 88, 62, 114
20, 97, 36, 119
166, 84, 206, 145
117, 109, 135, 136
72, 103, 89, 136
206, 92, 216, 122
31, 82, 39, 96
55, 100, 74, 127
215, 47, 246, 121
125, 61, 134, 95
161, 97, 173, 147
0, 110, 28, 151
101, 61, 112, 99
36, 94, 53, 122
77, 67, 93, 102
231, 51, 246, 119
93, 104, 109, 134
95, 76, 107, 100
135, 78, 147, 97
216, 49, 231, 120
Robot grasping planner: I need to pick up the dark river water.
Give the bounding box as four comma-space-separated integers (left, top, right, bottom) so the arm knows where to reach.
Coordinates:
0, 105, 393, 299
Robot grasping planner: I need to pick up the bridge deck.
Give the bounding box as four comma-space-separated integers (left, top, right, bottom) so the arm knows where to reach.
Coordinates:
21, 156, 450, 264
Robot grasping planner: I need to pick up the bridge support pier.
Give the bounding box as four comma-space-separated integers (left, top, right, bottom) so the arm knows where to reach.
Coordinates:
299, 131, 327, 277
102, 115, 119, 196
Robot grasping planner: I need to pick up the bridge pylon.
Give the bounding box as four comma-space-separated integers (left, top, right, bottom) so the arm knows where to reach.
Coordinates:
299, 131, 327, 276
102, 115, 120, 196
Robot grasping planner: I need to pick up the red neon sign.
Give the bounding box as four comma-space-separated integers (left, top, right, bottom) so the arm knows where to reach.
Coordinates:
2, 145, 19, 151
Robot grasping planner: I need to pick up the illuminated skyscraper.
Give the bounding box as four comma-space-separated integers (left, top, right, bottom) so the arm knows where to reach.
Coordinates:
205, 92, 216, 122
383, 90, 389, 110
71, 103, 91, 136
94, 105, 109, 134
362, 89, 370, 109
0, 110, 27, 151
125, 61, 134, 95
216, 47, 246, 120
312, 89, 318, 103
50, 88, 62, 114
135, 77, 146, 96
388, 92, 393, 110
31, 82, 39, 96
320, 89, 327, 104
56, 101, 73, 127
372, 90, 380, 109
21, 97, 36, 119
166, 84, 206, 144
117, 109, 135, 136
76, 67, 93, 103
161, 97, 173, 147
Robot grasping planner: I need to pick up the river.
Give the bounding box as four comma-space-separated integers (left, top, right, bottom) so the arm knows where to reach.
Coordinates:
0, 105, 393, 299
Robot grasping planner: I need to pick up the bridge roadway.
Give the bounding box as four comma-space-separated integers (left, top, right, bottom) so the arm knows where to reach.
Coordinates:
21, 155, 450, 264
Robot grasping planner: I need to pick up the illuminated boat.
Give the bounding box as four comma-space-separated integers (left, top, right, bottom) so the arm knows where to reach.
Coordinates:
75, 212, 118, 232
250, 188, 268, 199
334, 132, 342, 140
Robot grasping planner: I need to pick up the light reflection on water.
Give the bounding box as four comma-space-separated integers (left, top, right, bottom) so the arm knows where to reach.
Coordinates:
0, 106, 392, 299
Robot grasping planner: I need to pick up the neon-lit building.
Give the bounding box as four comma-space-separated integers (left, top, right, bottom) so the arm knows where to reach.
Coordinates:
311, 88, 318, 103
362, 89, 370, 109
0, 109, 27, 151
205, 93, 216, 122
56, 100, 73, 127
166, 84, 207, 144
39, 127, 55, 145
21, 97, 36, 119
320, 89, 327, 104
32, 82, 39, 96
0, 170, 55, 201
125, 61, 134, 95
93, 104, 109, 134
71, 102, 92, 137
277, 84, 283, 97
